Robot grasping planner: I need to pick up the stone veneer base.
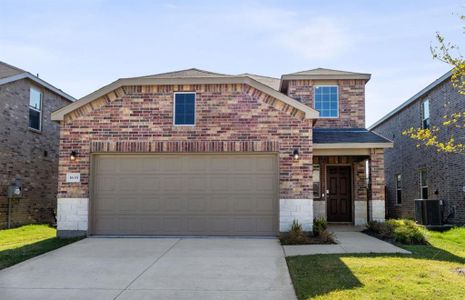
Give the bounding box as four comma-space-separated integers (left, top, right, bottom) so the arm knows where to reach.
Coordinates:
57, 198, 89, 233
313, 201, 326, 220
354, 200, 368, 226
279, 199, 313, 232
369, 200, 385, 222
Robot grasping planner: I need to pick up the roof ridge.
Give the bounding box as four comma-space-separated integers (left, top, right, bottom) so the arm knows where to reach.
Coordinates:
129, 68, 232, 79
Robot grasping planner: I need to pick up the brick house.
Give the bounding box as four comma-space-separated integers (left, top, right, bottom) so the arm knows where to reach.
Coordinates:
51, 68, 392, 237
0, 61, 74, 228
371, 70, 465, 224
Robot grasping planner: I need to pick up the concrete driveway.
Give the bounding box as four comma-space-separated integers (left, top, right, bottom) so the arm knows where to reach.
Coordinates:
0, 238, 296, 300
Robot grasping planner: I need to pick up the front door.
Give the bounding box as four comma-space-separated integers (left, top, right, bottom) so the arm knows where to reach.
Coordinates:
327, 166, 352, 222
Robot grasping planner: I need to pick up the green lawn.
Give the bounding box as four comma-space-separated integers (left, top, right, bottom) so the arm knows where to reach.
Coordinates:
0, 224, 81, 270
287, 227, 465, 300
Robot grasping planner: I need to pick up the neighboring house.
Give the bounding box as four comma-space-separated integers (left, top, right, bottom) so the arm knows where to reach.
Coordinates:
0, 61, 75, 228
370, 70, 465, 224
51, 68, 392, 237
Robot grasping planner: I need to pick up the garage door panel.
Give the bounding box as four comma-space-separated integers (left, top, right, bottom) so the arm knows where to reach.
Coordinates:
92, 154, 277, 236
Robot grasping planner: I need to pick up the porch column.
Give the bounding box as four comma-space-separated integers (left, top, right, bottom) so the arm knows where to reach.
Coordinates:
368, 148, 386, 222
354, 159, 368, 226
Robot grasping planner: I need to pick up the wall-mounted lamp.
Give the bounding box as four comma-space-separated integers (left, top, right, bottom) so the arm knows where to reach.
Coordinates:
70, 151, 77, 161
292, 149, 300, 160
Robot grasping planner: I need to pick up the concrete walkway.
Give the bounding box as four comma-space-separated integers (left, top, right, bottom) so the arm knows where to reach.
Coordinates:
0, 238, 296, 300
283, 231, 411, 256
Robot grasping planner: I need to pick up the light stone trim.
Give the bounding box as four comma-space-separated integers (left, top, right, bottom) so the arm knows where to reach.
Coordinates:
57, 198, 89, 232
280, 199, 313, 232
368, 200, 385, 222
313, 201, 326, 220
354, 200, 368, 226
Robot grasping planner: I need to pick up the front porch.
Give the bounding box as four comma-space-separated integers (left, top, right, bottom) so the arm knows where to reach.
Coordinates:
311, 128, 392, 226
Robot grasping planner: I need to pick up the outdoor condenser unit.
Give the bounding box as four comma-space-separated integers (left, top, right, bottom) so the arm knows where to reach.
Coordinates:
415, 199, 443, 226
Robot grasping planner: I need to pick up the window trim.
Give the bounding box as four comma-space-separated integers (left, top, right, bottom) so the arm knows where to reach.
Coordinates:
395, 173, 402, 205
421, 99, 430, 129
419, 169, 428, 199
313, 85, 339, 119
173, 92, 196, 126
312, 164, 321, 199
28, 86, 43, 132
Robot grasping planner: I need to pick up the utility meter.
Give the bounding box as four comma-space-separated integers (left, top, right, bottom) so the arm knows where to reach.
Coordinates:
7, 178, 22, 198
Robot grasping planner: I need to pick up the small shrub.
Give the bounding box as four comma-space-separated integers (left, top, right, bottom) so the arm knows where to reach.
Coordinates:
287, 220, 308, 244
367, 221, 393, 239
313, 217, 327, 237
366, 219, 427, 245
318, 228, 336, 244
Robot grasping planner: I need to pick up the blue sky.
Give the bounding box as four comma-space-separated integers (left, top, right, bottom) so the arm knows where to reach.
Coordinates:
0, 0, 463, 125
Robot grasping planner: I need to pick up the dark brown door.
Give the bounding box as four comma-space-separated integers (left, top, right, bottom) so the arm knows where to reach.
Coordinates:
327, 166, 352, 222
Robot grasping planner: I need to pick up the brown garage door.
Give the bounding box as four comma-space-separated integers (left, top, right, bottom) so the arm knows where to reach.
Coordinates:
91, 154, 278, 236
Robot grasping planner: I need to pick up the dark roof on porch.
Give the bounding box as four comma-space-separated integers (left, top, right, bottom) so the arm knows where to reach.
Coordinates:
313, 128, 392, 144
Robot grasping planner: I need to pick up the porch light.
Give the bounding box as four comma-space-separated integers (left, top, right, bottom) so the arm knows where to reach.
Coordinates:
292, 149, 300, 160
70, 151, 77, 161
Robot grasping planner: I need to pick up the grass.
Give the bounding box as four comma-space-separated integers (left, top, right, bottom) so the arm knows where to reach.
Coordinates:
0, 224, 81, 270
287, 227, 465, 300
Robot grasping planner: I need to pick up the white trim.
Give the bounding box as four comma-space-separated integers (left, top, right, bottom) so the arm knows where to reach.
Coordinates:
28, 86, 43, 131
0, 72, 75, 102
173, 92, 196, 126
369, 70, 452, 129
51, 75, 319, 121
314, 85, 339, 118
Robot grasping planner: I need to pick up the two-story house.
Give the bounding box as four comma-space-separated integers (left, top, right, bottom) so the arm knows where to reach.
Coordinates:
50, 68, 392, 237
0, 61, 75, 228
371, 70, 465, 224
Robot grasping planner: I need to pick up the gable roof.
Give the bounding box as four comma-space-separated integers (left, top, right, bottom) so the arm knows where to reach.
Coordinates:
137, 68, 231, 79
369, 70, 452, 130
0, 61, 26, 79
281, 68, 371, 81
238, 73, 281, 90
0, 61, 75, 102
51, 68, 319, 121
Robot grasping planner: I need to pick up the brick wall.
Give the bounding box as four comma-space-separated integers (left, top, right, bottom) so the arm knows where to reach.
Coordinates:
58, 84, 313, 201
0, 79, 70, 228
287, 79, 366, 128
372, 79, 465, 224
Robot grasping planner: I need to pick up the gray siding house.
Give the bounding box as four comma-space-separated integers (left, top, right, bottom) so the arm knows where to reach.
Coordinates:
0, 61, 74, 228
371, 70, 465, 224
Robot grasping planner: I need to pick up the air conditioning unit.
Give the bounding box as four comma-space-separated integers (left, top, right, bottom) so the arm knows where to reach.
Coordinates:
415, 199, 443, 225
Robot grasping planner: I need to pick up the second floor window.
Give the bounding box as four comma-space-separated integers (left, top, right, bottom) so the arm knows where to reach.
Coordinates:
314, 86, 338, 118
174, 92, 195, 125
395, 174, 402, 205
29, 87, 42, 131
419, 169, 428, 199
421, 99, 430, 129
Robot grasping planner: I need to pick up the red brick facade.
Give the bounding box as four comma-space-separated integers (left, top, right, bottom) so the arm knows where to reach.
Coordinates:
58, 83, 313, 200
286, 79, 366, 128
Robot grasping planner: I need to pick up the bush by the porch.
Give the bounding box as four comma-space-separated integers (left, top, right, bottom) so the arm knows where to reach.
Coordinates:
366, 219, 427, 245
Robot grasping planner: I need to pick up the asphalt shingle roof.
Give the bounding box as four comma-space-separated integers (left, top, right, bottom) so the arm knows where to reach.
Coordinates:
313, 128, 391, 144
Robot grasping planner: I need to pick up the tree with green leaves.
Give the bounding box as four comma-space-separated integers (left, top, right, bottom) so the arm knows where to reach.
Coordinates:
403, 16, 465, 154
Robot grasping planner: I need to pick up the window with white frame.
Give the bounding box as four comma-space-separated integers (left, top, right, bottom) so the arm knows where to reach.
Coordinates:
174, 92, 195, 125
312, 164, 321, 198
419, 169, 428, 199
29, 87, 42, 131
421, 99, 430, 129
395, 174, 402, 205
314, 86, 338, 118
